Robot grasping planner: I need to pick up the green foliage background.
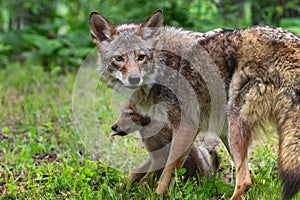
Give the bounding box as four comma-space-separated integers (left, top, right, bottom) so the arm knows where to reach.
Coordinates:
0, 0, 299, 69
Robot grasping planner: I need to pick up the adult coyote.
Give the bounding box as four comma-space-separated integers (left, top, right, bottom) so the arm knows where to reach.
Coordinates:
89, 9, 300, 199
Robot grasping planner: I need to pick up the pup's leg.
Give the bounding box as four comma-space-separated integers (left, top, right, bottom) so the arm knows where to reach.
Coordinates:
229, 111, 252, 200
197, 145, 219, 177
127, 156, 152, 184
181, 143, 212, 179
140, 155, 166, 184
141, 139, 172, 184
156, 120, 197, 194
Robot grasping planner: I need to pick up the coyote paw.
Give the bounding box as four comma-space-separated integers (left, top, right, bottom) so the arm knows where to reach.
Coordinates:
230, 180, 252, 200
156, 181, 169, 195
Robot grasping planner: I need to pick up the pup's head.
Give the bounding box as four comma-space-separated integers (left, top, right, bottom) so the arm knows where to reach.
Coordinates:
89, 9, 164, 88
110, 100, 151, 137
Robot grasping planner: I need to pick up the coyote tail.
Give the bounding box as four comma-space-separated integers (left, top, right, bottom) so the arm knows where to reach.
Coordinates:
276, 90, 300, 199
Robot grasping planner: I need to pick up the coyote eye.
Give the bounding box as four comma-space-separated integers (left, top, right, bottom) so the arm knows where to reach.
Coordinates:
114, 56, 123, 62
125, 112, 133, 118
137, 55, 146, 61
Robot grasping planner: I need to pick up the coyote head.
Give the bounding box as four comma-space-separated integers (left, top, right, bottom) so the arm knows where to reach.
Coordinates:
89, 9, 164, 88
110, 100, 151, 136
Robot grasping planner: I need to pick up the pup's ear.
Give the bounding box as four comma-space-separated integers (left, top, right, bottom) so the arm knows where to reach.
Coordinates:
139, 9, 164, 39
89, 12, 117, 45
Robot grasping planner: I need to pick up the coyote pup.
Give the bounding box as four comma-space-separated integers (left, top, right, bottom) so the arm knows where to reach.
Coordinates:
110, 100, 219, 183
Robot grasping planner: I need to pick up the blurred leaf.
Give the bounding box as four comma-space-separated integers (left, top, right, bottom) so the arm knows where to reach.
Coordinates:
280, 18, 300, 34
275, 6, 284, 15
0, 43, 12, 52
22, 34, 63, 55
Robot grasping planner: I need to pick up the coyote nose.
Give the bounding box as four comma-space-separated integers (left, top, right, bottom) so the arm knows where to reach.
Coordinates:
128, 74, 141, 85
111, 124, 118, 131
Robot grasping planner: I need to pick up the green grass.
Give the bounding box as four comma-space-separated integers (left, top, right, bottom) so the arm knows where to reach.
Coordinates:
1, 63, 299, 200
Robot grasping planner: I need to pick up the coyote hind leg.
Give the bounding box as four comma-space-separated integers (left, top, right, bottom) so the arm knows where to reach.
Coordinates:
229, 112, 252, 200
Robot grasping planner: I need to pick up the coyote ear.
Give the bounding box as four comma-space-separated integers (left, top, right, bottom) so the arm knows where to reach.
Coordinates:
139, 9, 164, 39
89, 12, 117, 45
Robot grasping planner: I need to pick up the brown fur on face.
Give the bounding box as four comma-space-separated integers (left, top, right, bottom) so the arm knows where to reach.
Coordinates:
110, 100, 150, 137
